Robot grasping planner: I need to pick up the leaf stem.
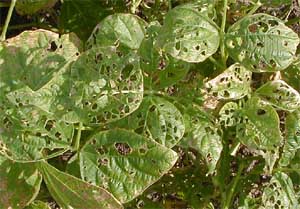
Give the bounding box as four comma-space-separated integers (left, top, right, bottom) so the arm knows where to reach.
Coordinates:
74, 122, 83, 151
223, 162, 245, 209
220, 0, 228, 65
0, 0, 16, 41
247, 1, 262, 17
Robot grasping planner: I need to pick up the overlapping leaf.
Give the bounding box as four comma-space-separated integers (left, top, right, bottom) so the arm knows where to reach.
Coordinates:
156, 5, 220, 63
0, 156, 42, 209
79, 129, 178, 203
180, 106, 222, 174
205, 63, 252, 100
111, 96, 185, 148
226, 14, 299, 72
86, 13, 147, 51
0, 30, 79, 161
39, 162, 123, 209
69, 46, 143, 125
236, 97, 282, 151
279, 111, 300, 166
256, 80, 300, 111
218, 102, 240, 127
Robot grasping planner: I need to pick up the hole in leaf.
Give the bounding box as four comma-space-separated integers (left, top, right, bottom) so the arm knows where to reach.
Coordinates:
48, 41, 57, 51
175, 42, 180, 50
195, 45, 200, 50
98, 158, 108, 166
248, 24, 258, 33
268, 20, 279, 26
257, 42, 264, 47
139, 148, 147, 154
115, 142, 132, 155
96, 146, 107, 155
270, 59, 277, 68
257, 109, 266, 115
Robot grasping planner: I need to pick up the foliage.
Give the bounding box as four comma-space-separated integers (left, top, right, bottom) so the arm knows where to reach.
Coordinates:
1, 0, 300, 208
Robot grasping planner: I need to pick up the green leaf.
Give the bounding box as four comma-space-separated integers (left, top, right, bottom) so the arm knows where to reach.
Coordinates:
236, 97, 282, 151
261, 172, 299, 208
0, 158, 42, 209
180, 106, 222, 174
226, 14, 299, 72
218, 102, 240, 127
139, 22, 190, 89
256, 80, 300, 111
0, 106, 74, 161
111, 96, 185, 148
69, 46, 143, 125
156, 5, 220, 63
205, 63, 252, 100
39, 161, 123, 209
86, 13, 147, 50
15, 0, 57, 15
79, 129, 178, 203
279, 111, 300, 166
282, 62, 300, 90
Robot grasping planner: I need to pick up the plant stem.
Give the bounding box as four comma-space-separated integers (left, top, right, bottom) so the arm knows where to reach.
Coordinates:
168, 0, 172, 10
223, 162, 245, 209
220, 0, 228, 65
0, 0, 16, 41
74, 122, 83, 151
247, 1, 262, 17
209, 56, 226, 69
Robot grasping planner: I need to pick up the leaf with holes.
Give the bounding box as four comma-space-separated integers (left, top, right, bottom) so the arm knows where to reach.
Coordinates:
256, 80, 300, 111
0, 106, 74, 161
180, 106, 222, 174
111, 96, 185, 148
156, 5, 220, 63
69, 46, 143, 125
79, 129, 178, 203
236, 97, 282, 151
39, 161, 123, 209
205, 63, 252, 100
226, 14, 299, 72
15, 0, 57, 15
218, 102, 240, 127
279, 111, 300, 166
261, 172, 299, 208
0, 157, 42, 209
86, 13, 147, 51
139, 22, 190, 89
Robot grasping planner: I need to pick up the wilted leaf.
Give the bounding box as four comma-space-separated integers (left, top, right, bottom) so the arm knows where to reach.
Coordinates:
180, 106, 222, 174
237, 97, 282, 150
0, 157, 42, 209
261, 172, 299, 208
69, 46, 143, 125
86, 13, 147, 51
79, 129, 178, 203
111, 96, 185, 148
15, 0, 57, 15
226, 14, 299, 72
279, 111, 300, 166
205, 63, 252, 100
256, 80, 300, 111
39, 161, 123, 209
156, 5, 220, 63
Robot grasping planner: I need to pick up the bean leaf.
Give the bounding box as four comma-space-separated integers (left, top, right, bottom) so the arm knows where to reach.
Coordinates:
226, 14, 299, 72
256, 80, 300, 111
79, 129, 178, 203
156, 5, 220, 63
205, 63, 252, 100
0, 156, 42, 209
39, 161, 123, 209
111, 96, 185, 148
